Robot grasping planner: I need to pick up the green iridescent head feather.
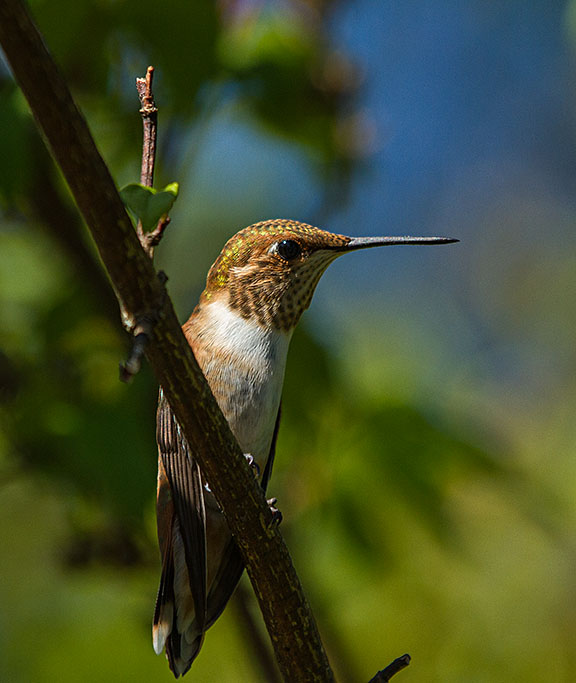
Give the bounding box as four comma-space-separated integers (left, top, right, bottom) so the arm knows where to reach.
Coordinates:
204, 219, 350, 295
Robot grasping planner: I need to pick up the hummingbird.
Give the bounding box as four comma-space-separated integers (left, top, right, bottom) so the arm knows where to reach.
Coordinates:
152, 218, 457, 676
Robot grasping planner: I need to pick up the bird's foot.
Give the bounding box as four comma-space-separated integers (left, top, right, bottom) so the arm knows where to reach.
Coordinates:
267, 497, 283, 527
244, 453, 260, 478
203, 455, 263, 497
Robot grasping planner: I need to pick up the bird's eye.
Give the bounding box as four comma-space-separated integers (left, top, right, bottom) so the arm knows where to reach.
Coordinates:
276, 239, 301, 260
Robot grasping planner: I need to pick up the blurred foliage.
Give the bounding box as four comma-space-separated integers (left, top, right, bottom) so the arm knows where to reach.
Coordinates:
2, 1, 576, 682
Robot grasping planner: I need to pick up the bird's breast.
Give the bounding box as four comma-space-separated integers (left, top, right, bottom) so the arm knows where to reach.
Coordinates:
185, 300, 293, 468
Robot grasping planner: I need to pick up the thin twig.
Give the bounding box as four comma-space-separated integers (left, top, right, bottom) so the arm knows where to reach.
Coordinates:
146, 214, 171, 248
368, 654, 411, 682
119, 270, 168, 383
136, 66, 158, 185
120, 66, 161, 382
119, 317, 155, 382
136, 71, 171, 254
135, 65, 158, 255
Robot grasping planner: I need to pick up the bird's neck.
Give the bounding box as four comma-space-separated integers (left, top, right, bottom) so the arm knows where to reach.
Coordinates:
185, 296, 294, 367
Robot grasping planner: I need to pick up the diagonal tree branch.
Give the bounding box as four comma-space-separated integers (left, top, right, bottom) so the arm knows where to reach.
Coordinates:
0, 1, 334, 680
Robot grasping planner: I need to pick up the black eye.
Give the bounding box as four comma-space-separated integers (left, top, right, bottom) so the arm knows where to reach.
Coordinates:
276, 239, 301, 260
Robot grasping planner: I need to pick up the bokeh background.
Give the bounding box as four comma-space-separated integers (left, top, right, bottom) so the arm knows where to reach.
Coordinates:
2, 1, 576, 681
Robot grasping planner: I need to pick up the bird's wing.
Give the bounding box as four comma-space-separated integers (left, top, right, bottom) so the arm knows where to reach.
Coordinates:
153, 389, 207, 678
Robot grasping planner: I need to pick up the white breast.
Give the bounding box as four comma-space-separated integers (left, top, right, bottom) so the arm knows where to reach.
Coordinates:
194, 300, 293, 467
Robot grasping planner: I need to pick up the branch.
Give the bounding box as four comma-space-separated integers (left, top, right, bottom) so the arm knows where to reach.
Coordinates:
368, 655, 411, 682
136, 66, 158, 189
119, 68, 165, 382
0, 1, 334, 680
134, 65, 169, 256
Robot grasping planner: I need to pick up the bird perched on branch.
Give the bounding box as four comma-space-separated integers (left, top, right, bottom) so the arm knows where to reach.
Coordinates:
152, 219, 457, 676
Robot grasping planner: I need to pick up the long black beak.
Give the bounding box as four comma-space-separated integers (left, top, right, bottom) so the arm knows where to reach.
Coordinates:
342, 235, 459, 251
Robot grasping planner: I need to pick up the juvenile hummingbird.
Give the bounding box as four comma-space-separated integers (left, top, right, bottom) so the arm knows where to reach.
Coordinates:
153, 219, 457, 676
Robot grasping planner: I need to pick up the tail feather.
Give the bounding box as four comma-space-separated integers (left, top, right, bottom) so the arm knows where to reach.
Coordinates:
153, 519, 206, 678
153, 602, 173, 656
154, 562, 206, 677
165, 630, 203, 678
153, 555, 174, 655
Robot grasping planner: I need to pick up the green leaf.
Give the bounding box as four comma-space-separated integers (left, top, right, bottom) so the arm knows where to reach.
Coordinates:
119, 182, 179, 231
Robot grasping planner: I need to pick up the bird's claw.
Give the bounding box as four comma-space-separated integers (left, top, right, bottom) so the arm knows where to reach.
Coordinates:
267, 497, 282, 527
244, 453, 260, 478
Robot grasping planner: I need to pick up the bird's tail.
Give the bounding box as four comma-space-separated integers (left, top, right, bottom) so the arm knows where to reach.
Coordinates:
153, 523, 205, 678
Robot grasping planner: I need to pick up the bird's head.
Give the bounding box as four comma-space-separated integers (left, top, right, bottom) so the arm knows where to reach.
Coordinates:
200, 219, 457, 331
